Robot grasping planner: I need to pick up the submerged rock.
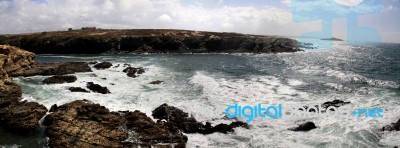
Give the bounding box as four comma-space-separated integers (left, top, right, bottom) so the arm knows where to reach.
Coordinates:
123, 67, 145, 78
382, 119, 400, 131
42, 75, 77, 84
321, 100, 350, 109
86, 82, 110, 94
152, 103, 249, 134
94, 62, 112, 70
288, 122, 317, 132
150, 80, 164, 85
11, 62, 92, 77
68, 87, 89, 93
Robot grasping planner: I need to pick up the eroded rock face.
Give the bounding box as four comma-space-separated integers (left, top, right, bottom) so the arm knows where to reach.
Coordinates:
94, 62, 112, 70
11, 62, 92, 77
44, 100, 188, 148
123, 67, 145, 78
43, 100, 128, 148
86, 82, 110, 94
152, 103, 249, 134
0, 45, 47, 131
42, 75, 77, 84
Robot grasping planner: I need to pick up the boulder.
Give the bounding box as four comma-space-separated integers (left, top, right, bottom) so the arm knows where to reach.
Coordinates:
86, 82, 110, 94
11, 62, 92, 77
68, 87, 89, 93
152, 103, 249, 134
123, 67, 145, 78
288, 122, 317, 132
94, 62, 112, 70
42, 75, 77, 84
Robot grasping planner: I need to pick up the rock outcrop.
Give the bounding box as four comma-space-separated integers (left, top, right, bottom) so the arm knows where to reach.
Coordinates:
86, 82, 110, 94
0, 45, 48, 131
152, 103, 249, 134
382, 119, 400, 131
288, 122, 317, 132
123, 67, 145, 78
43, 75, 77, 84
44, 100, 188, 147
0, 29, 299, 54
11, 62, 92, 77
94, 62, 112, 70
68, 87, 90, 93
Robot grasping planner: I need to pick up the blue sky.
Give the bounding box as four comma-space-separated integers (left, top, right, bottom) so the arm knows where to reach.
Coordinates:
0, 0, 399, 43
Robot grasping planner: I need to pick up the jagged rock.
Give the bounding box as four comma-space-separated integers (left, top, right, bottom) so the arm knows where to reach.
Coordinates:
382, 119, 400, 131
43, 100, 128, 148
11, 62, 92, 77
68, 87, 89, 93
125, 110, 187, 147
289, 122, 317, 132
152, 103, 249, 134
86, 82, 110, 94
94, 62, 112, 69
150, 80, 164, 85
0, 97, 48, 130
0, 45, 47, 131
42, 75, 77, 84
123, 67, 145, 78
49, 104, 58, 112
44, 100, 188, 147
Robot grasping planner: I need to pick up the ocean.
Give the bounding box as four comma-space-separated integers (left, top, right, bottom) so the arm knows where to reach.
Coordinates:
3, 39, 400, 147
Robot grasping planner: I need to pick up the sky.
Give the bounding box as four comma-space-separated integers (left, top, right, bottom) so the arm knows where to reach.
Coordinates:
0, 0, 399, 43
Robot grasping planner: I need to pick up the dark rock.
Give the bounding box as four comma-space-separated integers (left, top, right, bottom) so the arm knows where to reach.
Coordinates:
289, 122, 317, 132
321, 100, 350, 109
113, 64, 120, 68
43, 100, 128, 148
93, 62, 112, 69
152, 103, 249, 134
125, 110, 187, 147
0, 99, 48, 130
150, 80, 164, 85
86, 82, 110, 94
42, 75, 77, 84
101, 78, 107, 80
11, 62, 92, 77
88, 61, 98, 64
123, 67, 145, 78
49, 104, 58, 112
68, 87, 89, 93
321, 37, 343, 41
382, 119, 400, 131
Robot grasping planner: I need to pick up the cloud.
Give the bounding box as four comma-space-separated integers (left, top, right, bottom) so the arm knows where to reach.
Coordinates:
0, 0, 319, 37
335, 0, 363, 7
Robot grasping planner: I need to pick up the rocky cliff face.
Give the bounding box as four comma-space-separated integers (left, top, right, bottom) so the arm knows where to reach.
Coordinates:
0, 29, 299, 54
0, 45, 47, 131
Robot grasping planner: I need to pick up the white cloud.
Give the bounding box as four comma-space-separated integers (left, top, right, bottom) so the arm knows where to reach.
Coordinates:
0, 0, 318, 37
335, 0, 363, 7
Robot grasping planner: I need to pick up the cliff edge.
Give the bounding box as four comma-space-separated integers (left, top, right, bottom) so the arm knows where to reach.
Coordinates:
0, 29, 299, 54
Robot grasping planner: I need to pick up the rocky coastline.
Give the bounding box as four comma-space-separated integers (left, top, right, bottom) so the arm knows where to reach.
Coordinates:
0, 29, 299, 54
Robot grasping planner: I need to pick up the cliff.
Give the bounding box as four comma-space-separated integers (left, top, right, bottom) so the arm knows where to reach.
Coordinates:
0, 29, 299, 54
